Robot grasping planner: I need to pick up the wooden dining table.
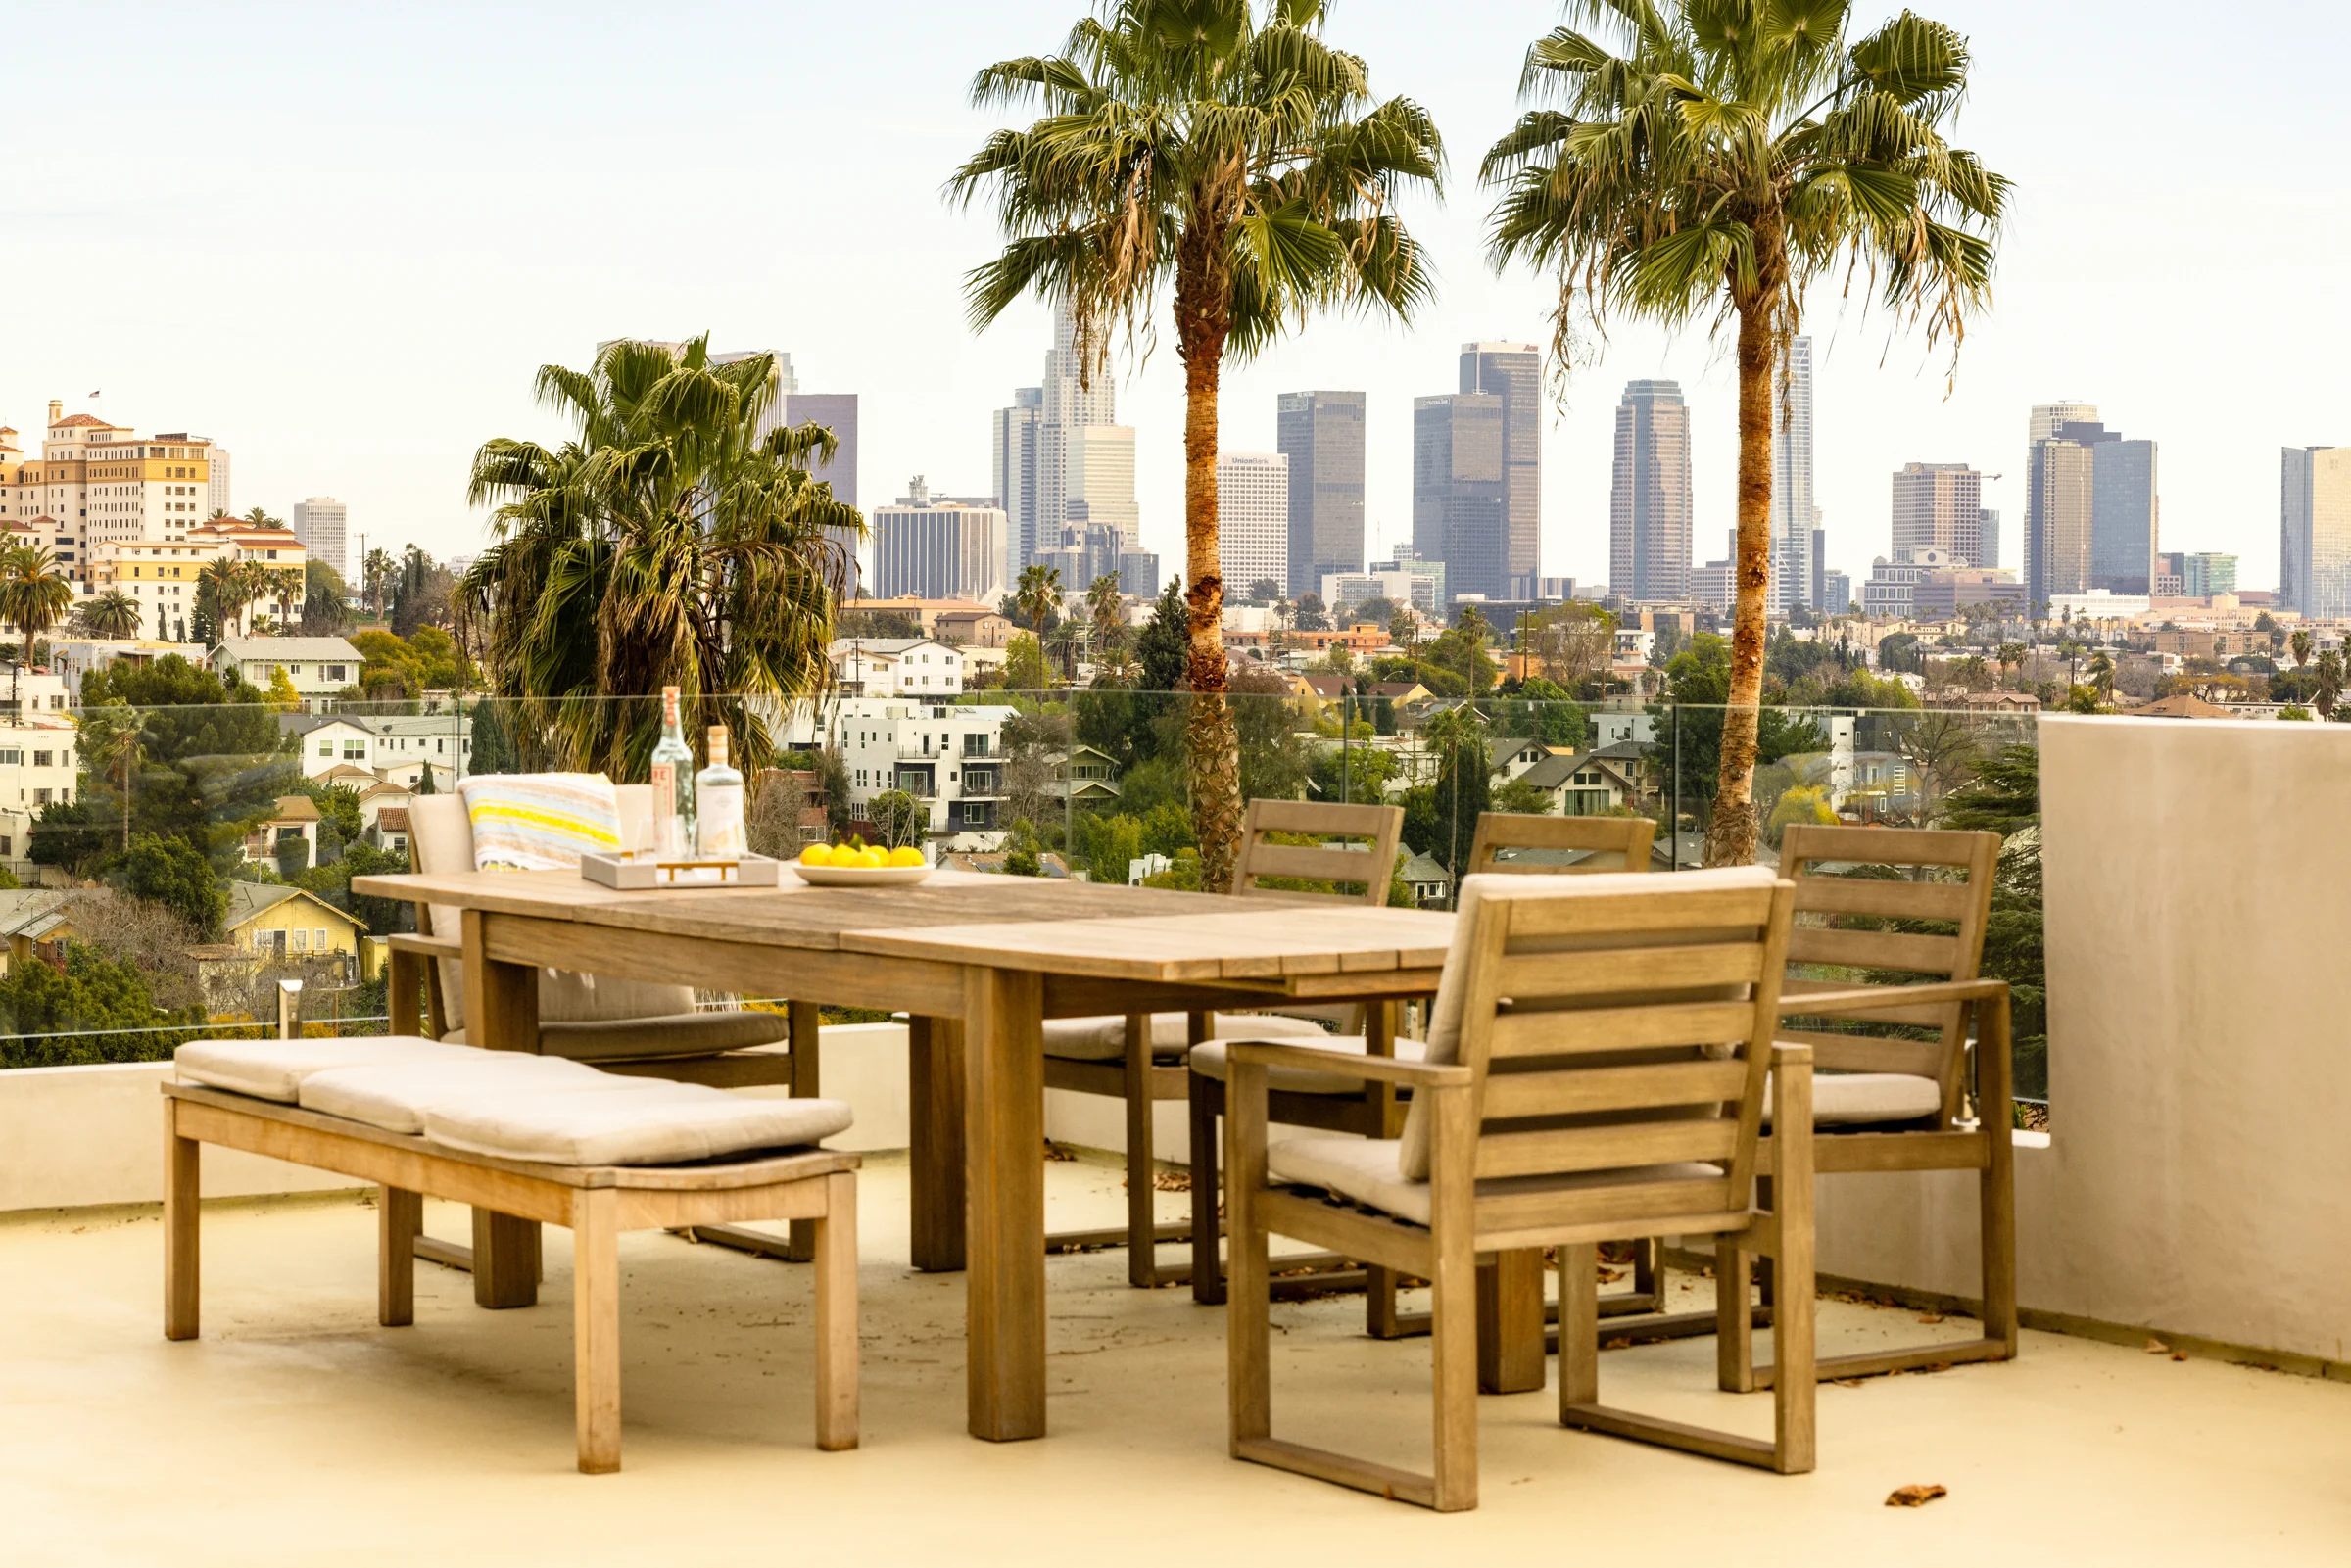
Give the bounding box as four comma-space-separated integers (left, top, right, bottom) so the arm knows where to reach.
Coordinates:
350, 865, 1455, 1442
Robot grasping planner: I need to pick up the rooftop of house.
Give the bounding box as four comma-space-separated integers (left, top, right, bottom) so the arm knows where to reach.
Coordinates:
211, 638, 360, 663
223, 879, 361, 931
265, 795, 321, 823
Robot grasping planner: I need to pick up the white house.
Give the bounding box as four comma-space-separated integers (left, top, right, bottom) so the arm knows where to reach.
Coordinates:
817, 697, 1015, 849
0, 718, 79, 814
210, 638, 362, 708
285, 712, 472, 783
828, 638, 965, 697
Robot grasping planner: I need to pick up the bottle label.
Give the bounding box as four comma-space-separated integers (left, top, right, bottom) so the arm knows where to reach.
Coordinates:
696, 784, 744, 860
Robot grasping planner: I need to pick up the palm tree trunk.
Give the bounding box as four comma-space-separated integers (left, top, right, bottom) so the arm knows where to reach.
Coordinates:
1705, 295, 1777, 867
1176, 253, 1241, 891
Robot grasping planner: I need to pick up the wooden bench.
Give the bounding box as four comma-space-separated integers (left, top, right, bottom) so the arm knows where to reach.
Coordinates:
162, 1080, 859, 1473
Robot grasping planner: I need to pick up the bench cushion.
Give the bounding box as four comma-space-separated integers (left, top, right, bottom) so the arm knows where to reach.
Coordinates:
1042, 1011, 1326, 1062
441, 1008, 791, 1060
175, 1036, 478, 1103
1268, 1135, 1724, 1228
1189, 1035, 1429, 1095
1766, 1070, 1943, 1128
421, 1084, 854, 1166
298, 1055, 617, 1134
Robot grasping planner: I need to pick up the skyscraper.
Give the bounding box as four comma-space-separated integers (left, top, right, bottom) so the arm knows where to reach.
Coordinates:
207, 446, 231, 516
1459, 343, 1542, 597
1978, 508, 1999, 570
291, 497, 348, 577
2180, 552, 2236, 598
990, 387, 1043, 584
2281, 447, 2351, 620
1770, 336, 1817, 614
1412, 392, 1503, 602
872, 477, 1008, 603
1608, 380, 1693, 602
783, 391, 860, 594
1891, 463, 1983, 564
1275, 391, 1366, 597
1067, 425, 1138, 544
1810, 525, 1828, 611
1216, 452, 1288, 595
2090, 435, 2158, 594
1037, 306, 1121, 549
2027, 404, 2103, 612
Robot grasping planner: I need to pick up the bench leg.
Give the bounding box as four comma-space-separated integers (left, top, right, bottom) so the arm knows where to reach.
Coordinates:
572, 1189, 621, 1474
164, 1102, 200, 1342
378, 1187, 421, 1328
472, 1209, 541, 1308
814, 1170, 860, 1450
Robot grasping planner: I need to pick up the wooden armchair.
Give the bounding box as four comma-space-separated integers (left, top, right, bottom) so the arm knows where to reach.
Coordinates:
1223, 868, 1812, 1512
1045, 797, 1403, 1288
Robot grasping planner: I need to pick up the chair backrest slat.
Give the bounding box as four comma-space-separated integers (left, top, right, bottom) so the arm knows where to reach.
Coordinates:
1488, 999, 1757, 1057
1466, 812, 1655, 877
1494, 940, 1763, 1000
1775, 1028, 1943, 1078
1784, 926, 1962, 974
1232, 798, 1405, 908
1480, 1058, 1751, 1119
1476, 1119, 1742, 1180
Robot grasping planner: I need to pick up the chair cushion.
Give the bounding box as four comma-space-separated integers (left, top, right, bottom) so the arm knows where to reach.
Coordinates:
174, 1035, 477, 1103
442, 1009, 792, 1060
1189, 1034, 1429, 1095
1267, 1136, 1727, 1228
1040, 1011, 1327, 1062
1398, 866, 1780, 1180
298, 1055, 617, 1134
456, 773, 623, 872
421, 1083, 854, 1166
1767, 1070, 1943, 1128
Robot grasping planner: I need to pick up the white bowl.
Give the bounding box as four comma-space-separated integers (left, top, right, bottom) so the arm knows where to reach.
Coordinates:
789, 862, 933, 887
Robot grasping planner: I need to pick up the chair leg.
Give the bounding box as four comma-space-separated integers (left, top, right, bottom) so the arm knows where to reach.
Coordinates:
786, 999, 822, 1263
1226, 1065, 1272, 1453
1980, 999, 2021, 1359
1769, 1067, 1817, 1473
164, 1103, 200, 1342
1558, 1243, 1600, 1415
1426, 1098, 1479, 1512
1124, 1015, 1160, 1289
812, 1170, 859, 1451
1189, 1071, 1224, 1305
378, 1186, 421, 1328
1716, 1236, 1755, 1394
571, 1189, 622, 1475
1476, 1249, 1547, 1394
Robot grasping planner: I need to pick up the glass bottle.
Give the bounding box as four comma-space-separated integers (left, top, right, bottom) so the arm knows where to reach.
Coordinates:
696, 726, 745, 861
648, 685, 695, 858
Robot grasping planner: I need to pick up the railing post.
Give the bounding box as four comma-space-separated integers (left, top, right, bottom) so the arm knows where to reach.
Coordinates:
277, 978, 304, 1040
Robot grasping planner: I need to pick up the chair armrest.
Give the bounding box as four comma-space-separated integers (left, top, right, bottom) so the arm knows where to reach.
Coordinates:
1778, 977, 2009, 1015
388, 932, 461, 960
1224, 1039, 1471, 1089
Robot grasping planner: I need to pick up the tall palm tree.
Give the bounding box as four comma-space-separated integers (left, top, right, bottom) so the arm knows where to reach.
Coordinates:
362, 547, 398, 618
196, 558, 247, 642
2086, 649, 2116, 707
242, 505, 284, 531
952, 0, 1443, 890
464, 335, 862, 777
2316, 649, 2343, 720
0, 545, 74, 667
1084, 572, 1126, 665
1483, 0, 2006, 864
2290, 629, 2313, 669
82, 590, 143, 641
1997, 641, 2026, 686
1013, 563, 1063, 634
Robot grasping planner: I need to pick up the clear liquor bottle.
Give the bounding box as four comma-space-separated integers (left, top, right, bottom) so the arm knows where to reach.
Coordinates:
648, 686, 695, 857
695, 727, 745, 861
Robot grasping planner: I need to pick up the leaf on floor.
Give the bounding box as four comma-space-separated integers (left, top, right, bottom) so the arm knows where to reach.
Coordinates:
1152, 1170, 1190, 1193
1042, 1141, 1077, 1163
2143, 1338, 2170, 1354
1886, 1484, 1947, 1508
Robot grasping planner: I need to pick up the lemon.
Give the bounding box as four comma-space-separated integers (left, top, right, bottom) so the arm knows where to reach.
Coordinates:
861, 847, 889, 869
798, 844, 834, 867
888, 846, 925, 868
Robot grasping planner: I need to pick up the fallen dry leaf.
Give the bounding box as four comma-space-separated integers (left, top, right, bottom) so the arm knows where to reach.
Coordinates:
2171, 1353, 2188, 1362
2144, 1338, 2170, 1354
1042, 1141, 1076, 1163
1886, 1484, 1947, 1508
1151, 1170, 1190, 1193
1917, 1312, 1946, 1324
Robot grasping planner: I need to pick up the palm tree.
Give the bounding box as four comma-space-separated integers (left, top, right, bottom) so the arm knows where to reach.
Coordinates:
1084, 573, 1128, 666
2086, 649, 2116, 707
2290, 629, 2313, 669
196, 558, 247, 641
1997, 641, 2026, 686
1483, 1, 2006, 864
2316, 649, 2343, 720
82, 590, 143, 641
1013, 563, 1063, 635
464, 335, 861, 777
952, 0, 1443, 890
1045, 619, 1084, 682
362, 547, 398, 618
242, 505, 284, 531
0, 545, 74, 668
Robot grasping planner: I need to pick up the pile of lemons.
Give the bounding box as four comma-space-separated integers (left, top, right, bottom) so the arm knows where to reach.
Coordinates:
799, 839, 926, 869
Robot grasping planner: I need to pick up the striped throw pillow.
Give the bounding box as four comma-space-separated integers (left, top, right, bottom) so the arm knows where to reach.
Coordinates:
457, 773, 622, 872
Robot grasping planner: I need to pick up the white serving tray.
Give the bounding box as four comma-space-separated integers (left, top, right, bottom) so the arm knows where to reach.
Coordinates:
578, 850, 784, 890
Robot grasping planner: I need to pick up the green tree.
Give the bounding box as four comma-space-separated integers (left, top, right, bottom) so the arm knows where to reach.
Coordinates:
1003, 632, 1050, 693
0, 544, 74, 667
1425, 606, 1500, 693
1649, 634, 1825, 839
80, 591, 144, 641
120, 832, 228, 939
1012, 563, 1063, 634
1403, 704, 1493, 875
1484, 0, 2009, 862
464, 336, 862, 778
865, 789, 930, 850
273, 834, 312, 879
1942, 744, 2045, 1097
1493, 676, 1587, 748
953, 0, 1443, 892
65, 656, 291, 876
0, 944, 205, 1069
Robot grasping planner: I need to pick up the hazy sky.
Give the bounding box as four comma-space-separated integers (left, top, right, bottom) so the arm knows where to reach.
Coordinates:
8, 1, 2344, 595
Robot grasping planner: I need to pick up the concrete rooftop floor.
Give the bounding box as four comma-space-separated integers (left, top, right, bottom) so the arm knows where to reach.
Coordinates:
4, 1153, 2347, 1567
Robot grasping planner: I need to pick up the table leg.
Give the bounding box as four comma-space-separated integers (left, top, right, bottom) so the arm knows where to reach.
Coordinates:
464, 910, 542, 1309
964, 966, 1045, 1441
786, 999, 822, 1263
908, 1014, 968, 1272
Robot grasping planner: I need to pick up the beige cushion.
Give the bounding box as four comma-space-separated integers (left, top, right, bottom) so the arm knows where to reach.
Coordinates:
442, 1009, 791, 1060
421, 1083, 853, 1166
1040, 1011, 1326, 1062
1397, 867, 1779, 1180
1767, 1070, 1943, 1128
298, 1055, 616, 1134
1267, 1135, 1725, 1228
1189, 1034, 1429, 1095
175, 1035, 476, 1103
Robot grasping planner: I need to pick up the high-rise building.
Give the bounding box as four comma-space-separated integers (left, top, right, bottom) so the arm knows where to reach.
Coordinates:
871, 477, 1008, 604
208, 447, 231, 517
1413, 393, 1503, 601
1067, 425, 1138, 545
1276, 391, 1366, 597
2180, 551, 2237, 599
2281, 447, 2351, 620
990, 387, 1043, 582
1770, 336, 1818, 614
1891, 463, 1983, 564
1368, 548, 1447, 612
2027, 404, 2106, 612
2090, 436, 2159, 595
1822, 569, 1852, 613
290, 497, 348, 577
1608, 380, 1693, 602
1037, 306, 1120, 548
1460, 343, 1542, 597
0, 404, 219, 582
1690, 528, 1737, 613
1216, 452, 1288, 596
1978, 508, 1999, 570
784, 391, 860, 594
